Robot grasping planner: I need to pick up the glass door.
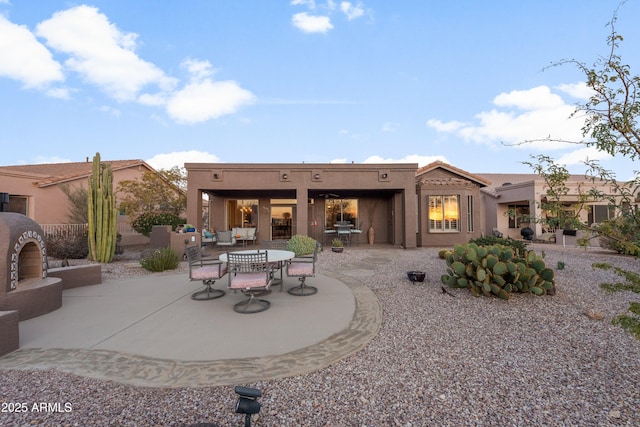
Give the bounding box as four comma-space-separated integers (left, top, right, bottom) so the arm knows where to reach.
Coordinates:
271, 206, 292, 240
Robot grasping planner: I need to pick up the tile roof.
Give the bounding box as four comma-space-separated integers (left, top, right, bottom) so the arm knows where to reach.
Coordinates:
0, 159, 152, 187
416, 161, 491, 187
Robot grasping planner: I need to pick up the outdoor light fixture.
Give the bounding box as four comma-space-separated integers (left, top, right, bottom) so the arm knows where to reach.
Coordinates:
282, 173, 288, 179
213, 173, 219, 179
314, 173, 321, 179
381, 173, 388, 179
235, 386, 262, 427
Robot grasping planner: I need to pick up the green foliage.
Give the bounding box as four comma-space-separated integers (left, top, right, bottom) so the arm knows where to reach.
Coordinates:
593, 261, 640, 339
612, 302, 640, 340
438, 248, 450, 259
87, 152, 117, 263
440, 242, 556, 299
117, 167, 186, 220
131, 212, 186, 237
139, 247, 181, 272
287, 234, 318, 256
60, 184, 88, 224
469, 235, 528, 254
331, 237, 344, 248
557, 261, 566, 270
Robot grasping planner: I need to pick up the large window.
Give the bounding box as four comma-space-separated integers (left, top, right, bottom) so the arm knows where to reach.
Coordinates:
227, 199, 258, 228
588, 204, 615, 225
429, 195, 459, 232
325, 199, 358, 228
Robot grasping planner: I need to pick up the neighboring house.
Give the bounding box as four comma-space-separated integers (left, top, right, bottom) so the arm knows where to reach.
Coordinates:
415, 161, 491, 247
0, 159, 163, 245
478, 173, 626, 244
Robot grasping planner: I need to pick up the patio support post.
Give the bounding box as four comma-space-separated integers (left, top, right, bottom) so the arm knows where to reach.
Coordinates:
295, 186, 309, 237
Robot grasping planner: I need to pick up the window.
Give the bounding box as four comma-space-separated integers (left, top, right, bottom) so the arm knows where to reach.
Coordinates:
507, 204, 530, 229
227, 199, 258, 228
325, 199, 358, 228
467, 195, 474, 232
429, 195, 459, 232
588, 205, 615, 225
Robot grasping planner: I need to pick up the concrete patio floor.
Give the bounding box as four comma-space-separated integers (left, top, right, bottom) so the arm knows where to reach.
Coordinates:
0, 263, 381, 388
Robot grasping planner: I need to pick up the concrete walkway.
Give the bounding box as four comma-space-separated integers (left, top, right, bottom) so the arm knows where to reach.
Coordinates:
0, 266, 381, 388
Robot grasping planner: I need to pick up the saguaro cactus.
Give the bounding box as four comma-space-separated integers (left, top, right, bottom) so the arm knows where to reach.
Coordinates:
87, 152, 117, 263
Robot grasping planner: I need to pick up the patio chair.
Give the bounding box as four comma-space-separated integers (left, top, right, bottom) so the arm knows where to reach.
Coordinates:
261, 240, 289, 291
186, 245, 227, 300
336, 224, 351, 246
216, 230, 237, 248
286, 241, 320, 296
227, 251, 273, 313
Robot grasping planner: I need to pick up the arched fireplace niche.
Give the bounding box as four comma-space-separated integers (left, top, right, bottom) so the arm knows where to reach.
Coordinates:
0, 213, 62, 320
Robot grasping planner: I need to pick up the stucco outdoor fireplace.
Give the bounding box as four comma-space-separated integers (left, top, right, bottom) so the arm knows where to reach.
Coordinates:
0, 212, 62, 321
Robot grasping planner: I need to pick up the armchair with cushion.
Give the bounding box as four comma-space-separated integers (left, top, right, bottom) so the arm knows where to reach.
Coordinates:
231, 227, 257, 245
201, 230, 216, 247
215, 230, 237, 248
186, 245, 227, 300
227, 251, 273, 313
286, 241, 320, 296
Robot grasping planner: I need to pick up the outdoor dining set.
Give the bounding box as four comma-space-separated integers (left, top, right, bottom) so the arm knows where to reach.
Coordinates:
185, 240, 321, 314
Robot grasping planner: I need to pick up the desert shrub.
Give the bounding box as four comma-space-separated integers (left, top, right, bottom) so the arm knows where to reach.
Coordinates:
441, 242, 555, 299
139, 247, 181, 272
594, 262, 640, 339
46, 230, 89, 259
469, 235, 528, 254
287, 234, 318, 256
131, 212, 186, 237
595, 217, 640, 256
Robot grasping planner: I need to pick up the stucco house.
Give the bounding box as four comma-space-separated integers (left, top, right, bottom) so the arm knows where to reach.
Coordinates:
415, 161, 491, 247
0, 159, 162, 244
1, 158, 629, 249
478, 173, 628, 245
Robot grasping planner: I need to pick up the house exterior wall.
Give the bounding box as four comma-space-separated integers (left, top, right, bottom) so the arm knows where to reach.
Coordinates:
185, 163, 418, 248
0, 165, 150, 225
414, 167, 487, 247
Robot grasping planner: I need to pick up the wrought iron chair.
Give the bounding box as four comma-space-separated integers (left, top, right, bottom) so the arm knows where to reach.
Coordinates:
336, 223, 352, 246
261, 240, 289, 291
215, 230, 237, 248
186, 245, 227, 300
227, 251, 273, 313
286, 241, 320, 296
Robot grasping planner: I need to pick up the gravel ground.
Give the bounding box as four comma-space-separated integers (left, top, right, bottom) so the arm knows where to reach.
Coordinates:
1, 244, 640, 426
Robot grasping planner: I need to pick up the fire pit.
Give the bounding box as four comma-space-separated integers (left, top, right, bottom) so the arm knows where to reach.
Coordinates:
407, 271, 426, 283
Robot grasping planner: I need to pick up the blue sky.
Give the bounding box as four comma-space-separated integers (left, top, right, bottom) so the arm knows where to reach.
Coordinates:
1, 1, 638, 179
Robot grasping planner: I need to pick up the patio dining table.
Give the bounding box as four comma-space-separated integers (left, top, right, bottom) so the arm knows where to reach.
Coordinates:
219, 249, 295, 291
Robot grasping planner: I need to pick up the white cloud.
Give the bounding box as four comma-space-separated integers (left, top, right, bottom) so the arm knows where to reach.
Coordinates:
362, 154, 449, 167
146, 151, 222, 170
556, 146, 612, 166
99, 105, 121, 118
428, 85, 586, 150
556, 82, 593, 99
291, 0, 316, 9
35, 5, 177, 101
0, 15, 64, 88
45, 87, 70, 99
182, 58, 217, 82
166, 80, 256, 124
340, 2, 364, 20
292, 12, 333, 33
32, 155, 73, 164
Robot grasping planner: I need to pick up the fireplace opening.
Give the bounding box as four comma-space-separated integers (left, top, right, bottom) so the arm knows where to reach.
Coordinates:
18, 242, 44, 283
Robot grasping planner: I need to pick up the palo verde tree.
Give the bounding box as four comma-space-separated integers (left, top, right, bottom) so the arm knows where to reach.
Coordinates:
117, 166, 187, 236
87, 152, 117, 263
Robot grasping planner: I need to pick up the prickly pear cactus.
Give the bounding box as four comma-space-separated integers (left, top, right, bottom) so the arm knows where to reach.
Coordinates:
440, 243, 556, 299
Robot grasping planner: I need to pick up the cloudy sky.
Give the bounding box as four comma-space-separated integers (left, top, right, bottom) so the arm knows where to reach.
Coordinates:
1, 1, 638, 179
